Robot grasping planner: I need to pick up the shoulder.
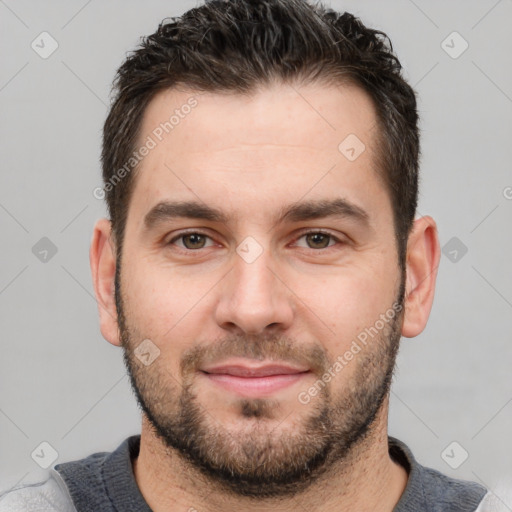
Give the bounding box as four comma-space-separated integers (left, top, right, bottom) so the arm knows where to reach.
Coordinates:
474, 479, 512, 512
0, 437, 138, 512
420, 465, 488, 510
0, 472, 75, 512
52, 435, 142, 511
389, 436, 488, 512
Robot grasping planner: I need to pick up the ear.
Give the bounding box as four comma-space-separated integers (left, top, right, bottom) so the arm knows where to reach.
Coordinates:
89, 218, 121, 346
401, 216, 441, 338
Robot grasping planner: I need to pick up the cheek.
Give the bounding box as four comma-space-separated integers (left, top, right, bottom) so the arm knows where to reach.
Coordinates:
294, 260, 399, 358
120, 258, 207, 346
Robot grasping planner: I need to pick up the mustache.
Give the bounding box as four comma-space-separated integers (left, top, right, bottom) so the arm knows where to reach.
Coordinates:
180, 333, 329, 377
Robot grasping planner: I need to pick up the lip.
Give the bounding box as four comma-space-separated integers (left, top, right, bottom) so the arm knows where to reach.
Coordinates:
201, 358, 309, 377
199, 359, 310, 397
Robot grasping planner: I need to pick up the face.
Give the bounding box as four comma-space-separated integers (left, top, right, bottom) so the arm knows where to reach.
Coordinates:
115, 82, 405, 497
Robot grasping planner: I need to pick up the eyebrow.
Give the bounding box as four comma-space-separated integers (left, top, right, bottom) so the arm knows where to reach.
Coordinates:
143, 198, 370, 231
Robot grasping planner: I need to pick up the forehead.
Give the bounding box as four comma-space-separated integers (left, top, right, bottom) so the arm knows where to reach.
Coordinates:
140, 81, 377, 156
127, 81, 387, 227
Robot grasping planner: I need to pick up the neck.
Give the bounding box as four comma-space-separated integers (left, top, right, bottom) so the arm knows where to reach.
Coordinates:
132, 399, 408, 512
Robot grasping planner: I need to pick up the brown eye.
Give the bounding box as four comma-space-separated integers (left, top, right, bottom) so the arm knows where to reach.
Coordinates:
291, 229, 348, 254
181, 233, 208, 249
168, 232, 214, 251
304, 232, 332, 249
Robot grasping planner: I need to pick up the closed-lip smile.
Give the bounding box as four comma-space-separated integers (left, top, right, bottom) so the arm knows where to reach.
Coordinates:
200, 359, 311, 397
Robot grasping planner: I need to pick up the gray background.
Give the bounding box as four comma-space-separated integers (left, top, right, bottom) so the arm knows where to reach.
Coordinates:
1, 0, 511, 500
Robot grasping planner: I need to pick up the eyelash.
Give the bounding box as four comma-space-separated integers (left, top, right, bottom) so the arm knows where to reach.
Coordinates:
166, 229, 345, 255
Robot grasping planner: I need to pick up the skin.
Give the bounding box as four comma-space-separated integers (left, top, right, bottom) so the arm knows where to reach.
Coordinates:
90, 81, 440, 511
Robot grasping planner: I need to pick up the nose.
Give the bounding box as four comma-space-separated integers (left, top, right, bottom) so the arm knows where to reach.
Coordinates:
214, 247, 294, 335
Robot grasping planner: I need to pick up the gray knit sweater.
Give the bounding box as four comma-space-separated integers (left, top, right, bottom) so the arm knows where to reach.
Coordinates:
0, 435, 492, 511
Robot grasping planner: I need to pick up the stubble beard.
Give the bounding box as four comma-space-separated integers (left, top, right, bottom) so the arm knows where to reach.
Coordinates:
115, 261, 405, 498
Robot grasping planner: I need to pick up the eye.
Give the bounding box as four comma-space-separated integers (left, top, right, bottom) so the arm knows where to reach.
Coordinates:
168, 231, 215, 250
166, 229, 345, 254
293, 230, 342, 250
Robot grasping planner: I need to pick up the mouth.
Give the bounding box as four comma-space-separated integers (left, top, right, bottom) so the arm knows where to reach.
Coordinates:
199, 359, 311, 398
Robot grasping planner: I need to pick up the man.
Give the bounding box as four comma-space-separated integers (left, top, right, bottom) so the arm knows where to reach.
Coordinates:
0, 0, 500, 510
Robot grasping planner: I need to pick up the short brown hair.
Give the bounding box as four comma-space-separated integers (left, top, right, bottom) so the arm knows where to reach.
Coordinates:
101, 0, 419, 269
